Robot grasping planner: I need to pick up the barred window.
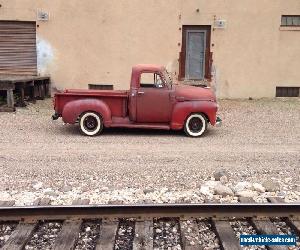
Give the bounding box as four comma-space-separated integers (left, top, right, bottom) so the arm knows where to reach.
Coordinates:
281, 15, 300, 26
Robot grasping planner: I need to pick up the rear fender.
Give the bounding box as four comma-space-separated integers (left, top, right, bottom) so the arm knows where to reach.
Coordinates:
170, 101, 217, 130
62, 99, 112, 126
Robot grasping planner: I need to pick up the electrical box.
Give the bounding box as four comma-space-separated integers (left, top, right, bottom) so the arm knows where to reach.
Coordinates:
37, 10, 50, 21
214, 19, 226, 29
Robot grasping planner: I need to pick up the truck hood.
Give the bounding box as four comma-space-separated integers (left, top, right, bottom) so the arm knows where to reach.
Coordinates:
174, 85, 216, 102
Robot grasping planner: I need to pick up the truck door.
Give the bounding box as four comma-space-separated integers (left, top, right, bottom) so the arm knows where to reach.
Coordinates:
136, 72, 172, 123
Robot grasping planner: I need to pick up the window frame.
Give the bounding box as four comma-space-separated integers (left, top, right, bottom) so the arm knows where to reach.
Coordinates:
281, 15, 300, 27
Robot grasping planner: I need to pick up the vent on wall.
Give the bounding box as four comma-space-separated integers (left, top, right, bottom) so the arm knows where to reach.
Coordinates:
276, 87, 300, 97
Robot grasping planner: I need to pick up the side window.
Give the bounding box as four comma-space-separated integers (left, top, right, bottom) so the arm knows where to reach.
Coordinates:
140, 73, 165, 88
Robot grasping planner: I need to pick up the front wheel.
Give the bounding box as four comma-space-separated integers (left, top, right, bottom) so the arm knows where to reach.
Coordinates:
79, 112, 103, 136
184, 113, 207, 137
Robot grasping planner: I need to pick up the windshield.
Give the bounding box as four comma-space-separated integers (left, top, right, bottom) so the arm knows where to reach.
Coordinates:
161, 69, 172, 88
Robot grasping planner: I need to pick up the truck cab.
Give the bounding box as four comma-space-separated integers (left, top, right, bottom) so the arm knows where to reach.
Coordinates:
53, 64, 221, 137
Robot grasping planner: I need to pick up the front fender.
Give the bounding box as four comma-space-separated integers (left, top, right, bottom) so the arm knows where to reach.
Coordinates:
62, 99, 112, 126
171, 101, 218, 130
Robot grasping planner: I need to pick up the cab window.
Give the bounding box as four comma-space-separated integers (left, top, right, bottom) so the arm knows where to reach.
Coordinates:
140, 73, 165, 88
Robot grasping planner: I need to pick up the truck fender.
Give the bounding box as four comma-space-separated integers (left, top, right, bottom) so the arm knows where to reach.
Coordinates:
62, 99, 112, 126
170, 101, 217, 130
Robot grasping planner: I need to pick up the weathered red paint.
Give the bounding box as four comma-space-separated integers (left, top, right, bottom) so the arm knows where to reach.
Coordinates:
53, 64, 219, 132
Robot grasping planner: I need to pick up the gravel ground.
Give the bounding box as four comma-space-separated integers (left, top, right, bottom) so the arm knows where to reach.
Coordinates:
75, 220, 101, 250
271, 218, 300, 250
196, 219, 219, 249
230, 220, 266, 250
0, 223, 17, 248
0, 98, 299, 205
114, 219, 135, 250
153, 218, 181, 249
25, 221, 62, 250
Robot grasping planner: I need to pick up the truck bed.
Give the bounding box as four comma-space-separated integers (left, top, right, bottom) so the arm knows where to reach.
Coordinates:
64, 89, 128, 97
54, 89, 129, 118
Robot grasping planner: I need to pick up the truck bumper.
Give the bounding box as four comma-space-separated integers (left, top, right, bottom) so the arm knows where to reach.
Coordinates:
52, 113, 60, 120
216, 116, 222, 127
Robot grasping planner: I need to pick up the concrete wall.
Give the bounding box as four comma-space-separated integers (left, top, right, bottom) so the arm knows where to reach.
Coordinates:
0, 0, 299, 98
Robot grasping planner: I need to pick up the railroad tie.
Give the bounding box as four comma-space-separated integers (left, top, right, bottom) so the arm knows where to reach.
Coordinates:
52, 199, 90, 250
239, 197, 288, 250
95, 220, 119, 250
212, 219, 242, 250
132, 220, 153, 250
2, 198, 50, 250
268, 197, 300, 235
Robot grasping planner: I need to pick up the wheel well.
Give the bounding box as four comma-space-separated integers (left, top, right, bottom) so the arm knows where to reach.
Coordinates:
185, 112, 209, 124
77, 110, 102, 123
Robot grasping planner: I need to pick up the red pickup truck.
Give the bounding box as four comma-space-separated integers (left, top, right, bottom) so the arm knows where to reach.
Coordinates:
52, 64, 221, 137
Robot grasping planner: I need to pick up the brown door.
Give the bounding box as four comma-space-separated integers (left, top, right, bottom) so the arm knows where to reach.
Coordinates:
0, 21, 37, 75
180, 25, 211, 81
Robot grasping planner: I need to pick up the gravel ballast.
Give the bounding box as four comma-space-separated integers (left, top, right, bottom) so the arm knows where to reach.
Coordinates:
0, 98, 299, 205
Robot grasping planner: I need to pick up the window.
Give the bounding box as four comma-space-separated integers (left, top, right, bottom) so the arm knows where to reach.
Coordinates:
276, 87, 299, 97
281, 15, 300, 26
140, 73, 165, 88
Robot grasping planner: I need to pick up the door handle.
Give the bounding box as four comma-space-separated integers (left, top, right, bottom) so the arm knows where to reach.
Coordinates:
137, 91, 145, 95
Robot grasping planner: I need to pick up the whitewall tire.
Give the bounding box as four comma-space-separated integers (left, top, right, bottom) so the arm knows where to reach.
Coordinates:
79, 112, 103, 136
184, 113, 207, 137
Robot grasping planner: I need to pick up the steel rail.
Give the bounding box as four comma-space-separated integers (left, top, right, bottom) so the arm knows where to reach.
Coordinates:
0, 203, 300, 221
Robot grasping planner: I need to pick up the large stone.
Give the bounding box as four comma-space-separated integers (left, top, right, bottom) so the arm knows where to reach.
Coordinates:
262, 180, 280, 192
32, 182, 43, 190
253, 183, 265, 193
60, 186, 72, 192
236, 190, 258, 198
234, 182, 252, 192
214, 184, 234, 196
200, 185, 213, 196
220, 175, 228, 184
44, 190, 58, 197
205, 180, 221, 189
213, 169, 229, 181
143, 188, 154, 194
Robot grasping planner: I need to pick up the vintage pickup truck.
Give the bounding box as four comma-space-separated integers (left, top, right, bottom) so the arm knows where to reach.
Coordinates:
52, 64, 221, 137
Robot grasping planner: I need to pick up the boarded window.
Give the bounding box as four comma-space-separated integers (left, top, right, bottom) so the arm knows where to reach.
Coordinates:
281, 15, 300, 26
276, 87, 300, 97
0, 21, 37, 75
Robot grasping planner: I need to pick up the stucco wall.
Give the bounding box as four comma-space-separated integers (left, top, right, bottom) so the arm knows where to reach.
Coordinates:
0, 0, 299, 98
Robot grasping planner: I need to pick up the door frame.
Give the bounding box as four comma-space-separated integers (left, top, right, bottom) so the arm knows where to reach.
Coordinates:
185, 29, 207, 80
179, 25, 211, 81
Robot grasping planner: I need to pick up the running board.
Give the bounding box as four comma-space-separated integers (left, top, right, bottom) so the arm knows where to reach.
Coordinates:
109, 123, 170, 130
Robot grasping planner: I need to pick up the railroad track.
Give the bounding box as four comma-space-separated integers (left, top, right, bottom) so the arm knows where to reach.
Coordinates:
0, 197, 299, 250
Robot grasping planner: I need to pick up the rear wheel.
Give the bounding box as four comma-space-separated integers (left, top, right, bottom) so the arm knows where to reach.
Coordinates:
184, 113, 207, 137
79, 112, 103, 136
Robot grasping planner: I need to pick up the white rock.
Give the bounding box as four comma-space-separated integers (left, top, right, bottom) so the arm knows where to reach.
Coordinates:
236, 190, 258, 198
220, 176, 228, 184
234, 182, 252, 192
0, 192, 11, 200
262, 180, 280, 192
252, 183, 265, 193
205, 180, 221, 189
33, 182, 43, 190
214, 184, 234, 196
200, 186, 212, 196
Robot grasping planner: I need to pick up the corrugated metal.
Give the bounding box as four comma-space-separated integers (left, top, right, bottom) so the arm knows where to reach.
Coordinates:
0, 21, 37, 75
